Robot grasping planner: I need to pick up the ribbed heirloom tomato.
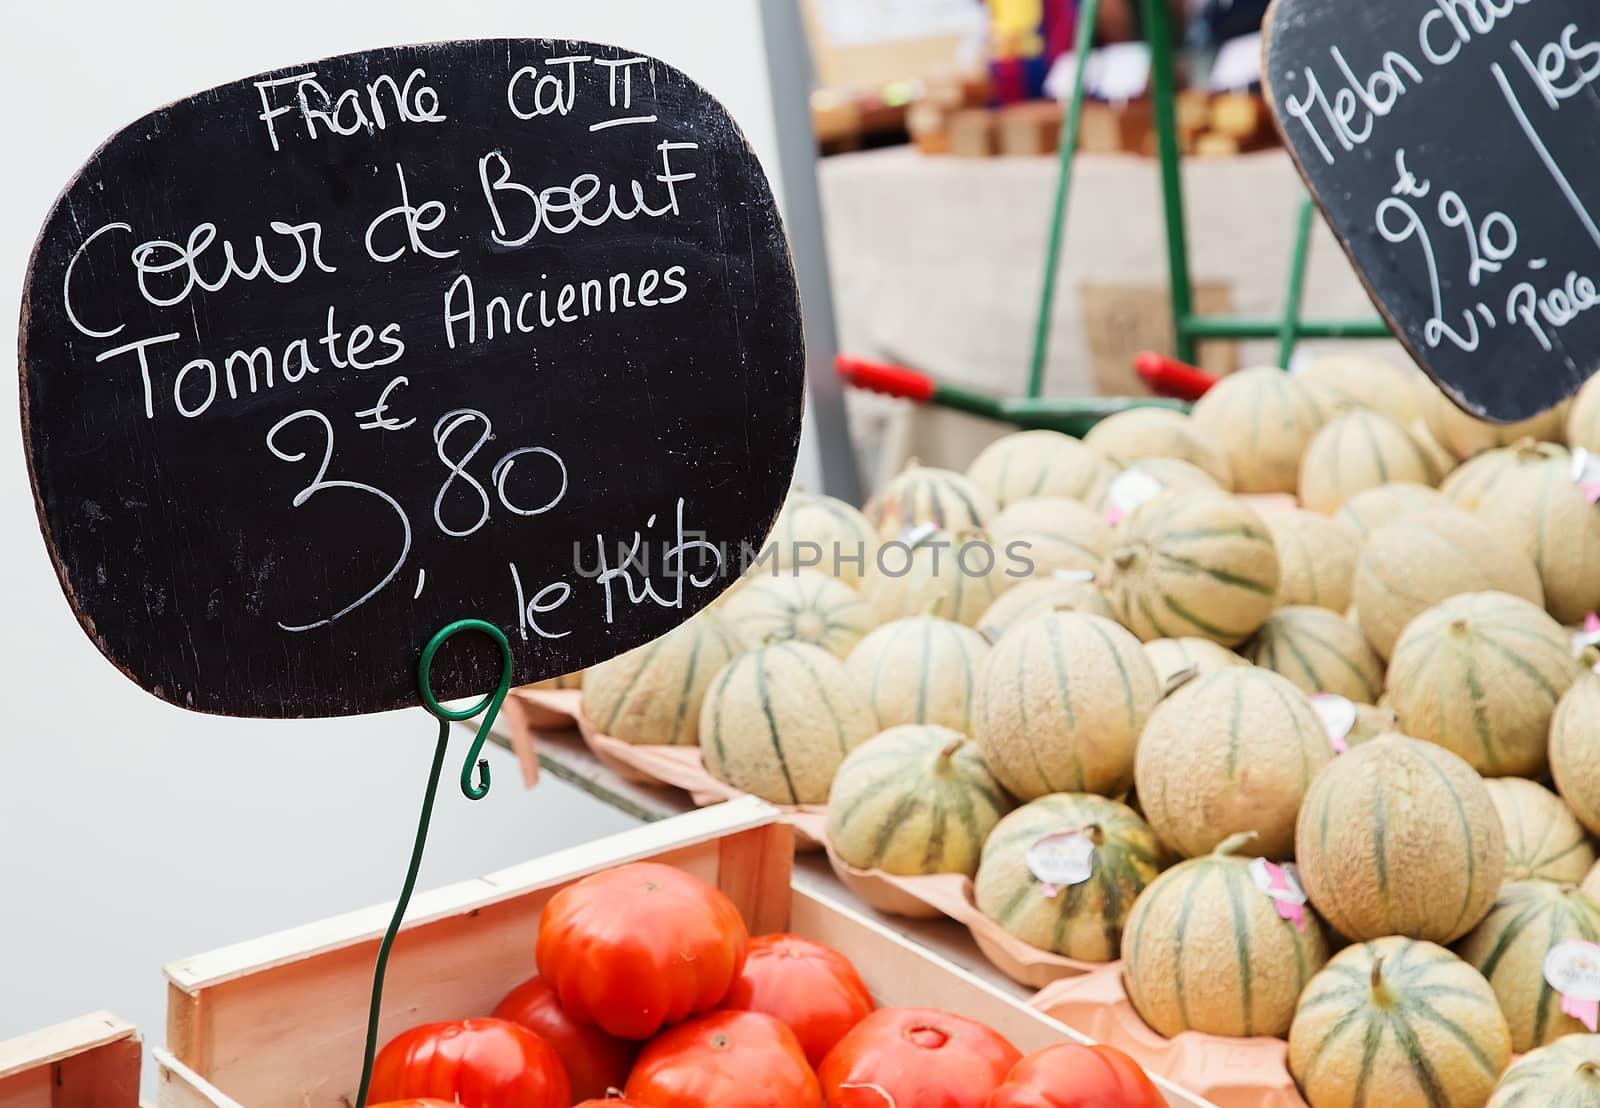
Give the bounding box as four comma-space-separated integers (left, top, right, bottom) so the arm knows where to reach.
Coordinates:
537, 862, 749, 1040
368, 1018, 569, 1108
721, 933, 876, 1066
493, 974, 638, 1101
818, 1007, 1021, 1108
986, 1043, 1166, 1108
625, 1010, 823, 1108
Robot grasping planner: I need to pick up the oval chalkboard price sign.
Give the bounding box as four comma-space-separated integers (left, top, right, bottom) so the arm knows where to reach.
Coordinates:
1265, 0, 1600, 421
20, 41, 804, 718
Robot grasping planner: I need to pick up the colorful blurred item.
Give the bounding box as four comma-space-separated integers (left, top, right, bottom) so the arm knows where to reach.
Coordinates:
989, 0, 1075, 103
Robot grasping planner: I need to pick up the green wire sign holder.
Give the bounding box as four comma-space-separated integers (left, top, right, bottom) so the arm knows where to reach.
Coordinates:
19, 41, 804, 1106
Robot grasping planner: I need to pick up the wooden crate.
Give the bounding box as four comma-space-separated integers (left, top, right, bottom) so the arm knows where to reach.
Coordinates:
0, 1012, 142, 1108
157, 797, 1208, 1107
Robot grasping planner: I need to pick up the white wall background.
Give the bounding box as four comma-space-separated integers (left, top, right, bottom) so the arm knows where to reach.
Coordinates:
0, 0, 809, 1078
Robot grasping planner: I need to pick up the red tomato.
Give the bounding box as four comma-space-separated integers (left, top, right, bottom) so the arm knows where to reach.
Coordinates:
624, 1010, 823, 1108
368, 1018, 569, 1107
537, 862, 749, 1040
818, 1007, 1021, 1108
721, 933, 875, 1067
493, 974, 638, 1101
368, 1102, 460, 1107
986, 1043, 1166, 1108
572, 1101, 648, 1107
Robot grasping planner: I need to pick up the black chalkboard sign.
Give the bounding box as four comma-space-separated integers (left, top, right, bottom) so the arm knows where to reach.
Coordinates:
20, 41, 804, 717
1265, 0, 1600, 420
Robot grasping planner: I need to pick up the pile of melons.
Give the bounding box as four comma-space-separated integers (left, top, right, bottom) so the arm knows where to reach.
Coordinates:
531, 355, 1600, 1108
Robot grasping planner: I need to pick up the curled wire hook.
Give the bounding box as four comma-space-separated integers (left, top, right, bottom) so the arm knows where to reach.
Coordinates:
417, 618, 513, 800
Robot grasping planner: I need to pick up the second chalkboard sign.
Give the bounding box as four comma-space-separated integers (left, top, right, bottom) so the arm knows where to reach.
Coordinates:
21, 41, 805, 717
1265, 0, 1600, 421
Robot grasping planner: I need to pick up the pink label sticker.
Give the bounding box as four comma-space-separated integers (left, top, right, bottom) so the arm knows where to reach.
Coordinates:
1310, 693, 1358, 754
1104, 471, 1164, 526
1545, 940, 1600, 1031
1248, 858, 1308, 931
1571, 450, 1600, 503
1026, 831, 1096, 898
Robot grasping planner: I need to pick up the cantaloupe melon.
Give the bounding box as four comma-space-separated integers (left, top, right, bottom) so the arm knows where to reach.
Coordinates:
869, 464, 997, 540
1101, 489, 1279, 646
721, 570, 876, 658
1245, 606, 1385, 703
1567, 372, 1600, 453
1296, 735, 1505, 942
1297, 352, 1425, 427
1134, 667, 1332, 859
1489, 1034, 1600, 1107
862, 529, 1008, 627
1410, 416, 1459, 479
1189, 366, 1327, 493
1587, 860, 1600, 902
1550, 674, 1600, 837
845, 613, 990, 733
1484, 777, 1596, 882
975, 793, 1167, 962
974, 576, 1113, 643
1082, 408, 1233, 487
1346, 701, 1402, 747
1475, 458, 1600, 624
1122, 833, 1331, 1038
1456, 880, 1600, 1052
760, 490, 879, 588
1440, 439, 1568, 512
966, 430, 1116, 510
1289, 936, 1511, 1108
1387, 591, 1579, 777
1265, 509, 1362, 611
1352, 510, 1544, 659
987, 497, 1113, 579
971, 612, 1160, 800
582, 613, 742, 746
1298, 410, 1444, 514
1141, 636, 1249, 686
826, 725, 1012, 878
1424, 383, 1568, 460
1094, 457, 1224, 510
1335, 481, 1452, 537
699, 641, 877, 804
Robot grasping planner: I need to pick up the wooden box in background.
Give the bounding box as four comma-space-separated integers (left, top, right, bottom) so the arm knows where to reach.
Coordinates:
0, 1013, 141, 1108
1080, 281, 1239, 394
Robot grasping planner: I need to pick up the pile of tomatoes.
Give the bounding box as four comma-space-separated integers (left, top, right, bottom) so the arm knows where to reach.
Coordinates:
366, 862, 1164, 1108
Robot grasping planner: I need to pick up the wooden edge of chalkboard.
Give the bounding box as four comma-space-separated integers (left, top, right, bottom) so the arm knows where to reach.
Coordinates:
1257, 3, 1510, 421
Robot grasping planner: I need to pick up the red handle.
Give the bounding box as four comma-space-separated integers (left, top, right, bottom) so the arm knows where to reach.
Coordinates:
1136, 352, 1218, 402
836, 355, 936, 404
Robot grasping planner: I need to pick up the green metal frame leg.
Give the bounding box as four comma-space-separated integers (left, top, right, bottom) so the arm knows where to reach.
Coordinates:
1278, 197, 1316, 368
1142, 0, 1196, 365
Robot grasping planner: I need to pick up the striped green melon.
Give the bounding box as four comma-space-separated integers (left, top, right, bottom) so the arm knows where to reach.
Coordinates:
1347, 701, 1403, 747
1265, 509, 1362, 612
845, 613, 990, 733
1568, 371, 1600, 453
972, 612, 1160, 799
868, 464, 996, 540
1101, 489, 1279, 646
1134, 667, 1332, 859
1353, 510, 1545, 659
1484, 777, 1596, 883
1122, 833, 1331, 1038
1425, 383, 1568, 460
1289, 937, 1511, 1108
1298, 410, 1444, 514
721, 570, 875, 658
1411, 416, 1460, 479
582, 613, 741, 746
1489, 1034, 1600, 1108
1440, 440, 1568, 512
1082, 408, 1233, 487
988, 497, 1113, 578
1297, 352, 1426, 428
975, 577, 1114, 643
1550, 675, 1600, 837
826, 725, 1012, 878
974, 793, 1167, 962
1189, 366, 1327, 493
1244, 606, 1384, 704
1476, 458, 1600, 624
699, 641, 878, 804
966, 430, 1117, 509
1141, 636, 1249, 686
760, 489, 879, 588
1296, 735, 1505, 942
1387, 591, 1580, 777
1335, 481, 1452, 538
862, 529, 1009, 627
1456, 881, 1600, 1052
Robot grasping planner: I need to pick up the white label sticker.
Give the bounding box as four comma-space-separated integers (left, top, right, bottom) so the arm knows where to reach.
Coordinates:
1105, 471, 1165, 524
1052, 568, 1096, 583
1545, 940, 1600, 1002
1027, 831, 1096, 897
901, 521, 940, 547
1310, 693, 1358, 754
